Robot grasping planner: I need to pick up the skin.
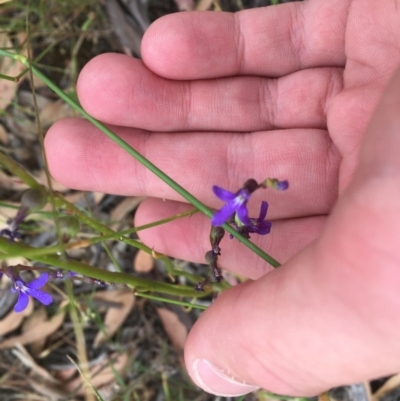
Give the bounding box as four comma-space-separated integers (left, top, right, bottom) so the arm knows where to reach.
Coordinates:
45, 0, 400, 396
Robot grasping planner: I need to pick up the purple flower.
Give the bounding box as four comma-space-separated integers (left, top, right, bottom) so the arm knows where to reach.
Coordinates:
233, 201, 272, 239
10, 272, 53, 312
211, 179, 259, 227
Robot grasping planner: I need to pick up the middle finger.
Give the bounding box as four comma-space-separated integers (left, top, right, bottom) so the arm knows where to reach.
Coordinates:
77, 54, 343, 132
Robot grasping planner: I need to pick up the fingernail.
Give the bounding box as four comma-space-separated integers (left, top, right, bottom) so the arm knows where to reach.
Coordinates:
190, 358, 260, 397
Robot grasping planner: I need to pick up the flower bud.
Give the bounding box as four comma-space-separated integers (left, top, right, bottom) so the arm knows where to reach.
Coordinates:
21, 188, 47, 212
243, 178, 259, 194
261, 178, 289, 191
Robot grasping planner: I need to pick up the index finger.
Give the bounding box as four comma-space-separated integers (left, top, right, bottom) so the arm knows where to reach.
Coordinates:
142, 1, 349, 80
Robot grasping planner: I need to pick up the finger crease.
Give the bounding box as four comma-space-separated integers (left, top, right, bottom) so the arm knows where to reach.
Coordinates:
233, 13, 246, 74
182, 80, 193, 130
258, 77, 279, 129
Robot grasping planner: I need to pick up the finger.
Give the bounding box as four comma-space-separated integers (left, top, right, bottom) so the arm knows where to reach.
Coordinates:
77, 54, 343, 132
134, 198, 326, 279
45, 118, 340, 219
142, 2, 348, 79
183, 66, 400, 398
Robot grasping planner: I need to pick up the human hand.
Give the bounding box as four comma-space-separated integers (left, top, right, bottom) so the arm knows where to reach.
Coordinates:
45, 0, 400, 396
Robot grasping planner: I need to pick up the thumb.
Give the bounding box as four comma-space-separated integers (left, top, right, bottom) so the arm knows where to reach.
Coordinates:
184, 65, 400, 397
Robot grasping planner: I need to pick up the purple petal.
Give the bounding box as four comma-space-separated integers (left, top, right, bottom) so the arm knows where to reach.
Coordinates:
11, 278, 26, 293
26, 272, 49, 289
14, 207, 29, 224
236, 204, 251, 226
255, 220, 272, 235
212, 186, 236, 201
212, 202, 237, 226
276, 180, 289, 191
0, 229, 15, 242
258, 201, 269, 220
14, 293, 29, 312
27, 288, 53, 306
237, 188, 251, 203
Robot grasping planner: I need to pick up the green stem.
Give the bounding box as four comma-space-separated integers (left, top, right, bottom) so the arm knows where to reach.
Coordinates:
0, 72, 19, 82
0, 151, 42, 189
52, 194, 186, 277
115, 208, 199, 235
0, 239, 208, 298
0, 49, 280, 269
0, 154, 201, 279
0, 209, 194, 259
135, 293, 207, 310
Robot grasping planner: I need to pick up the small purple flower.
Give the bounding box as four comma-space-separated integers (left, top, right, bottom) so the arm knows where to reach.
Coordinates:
261, 178, 289, 191
276, 180, 289, 191
211, 179, 259, 227
10, 272, 53, 312
233, 201, 272, 239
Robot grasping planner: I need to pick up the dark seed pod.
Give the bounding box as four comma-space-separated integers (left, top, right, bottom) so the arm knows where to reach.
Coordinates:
205, 250, 218, 265
210, 226, 225, 255
205, 251, 223, 282
59, 216, 80, 237
243, 178, 259, 194
21, 188, 47, 212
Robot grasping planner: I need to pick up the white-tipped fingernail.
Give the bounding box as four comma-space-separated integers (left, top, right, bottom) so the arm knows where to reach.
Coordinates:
190, 359, 260, 397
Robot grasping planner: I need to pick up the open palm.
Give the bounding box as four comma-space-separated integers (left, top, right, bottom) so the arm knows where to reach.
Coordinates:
47, 0, 399, 277
46, 0, 400, 395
